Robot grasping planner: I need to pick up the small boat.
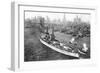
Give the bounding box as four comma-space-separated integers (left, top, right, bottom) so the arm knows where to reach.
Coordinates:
40, 38, 79, 58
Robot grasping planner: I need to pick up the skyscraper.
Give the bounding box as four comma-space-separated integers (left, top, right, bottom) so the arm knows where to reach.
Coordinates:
62, 13, 66, 25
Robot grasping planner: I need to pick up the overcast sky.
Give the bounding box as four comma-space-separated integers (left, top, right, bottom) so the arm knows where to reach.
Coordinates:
25, 12, 91, 22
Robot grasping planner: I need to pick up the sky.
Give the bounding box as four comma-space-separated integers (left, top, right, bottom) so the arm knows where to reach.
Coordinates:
25, 11, 91, 22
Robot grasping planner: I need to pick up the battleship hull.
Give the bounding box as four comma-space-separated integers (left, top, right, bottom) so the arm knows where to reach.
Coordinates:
40, 39, 79, 59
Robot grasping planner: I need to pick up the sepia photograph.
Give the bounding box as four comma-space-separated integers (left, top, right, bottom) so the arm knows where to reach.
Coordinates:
24, 11, 91, 62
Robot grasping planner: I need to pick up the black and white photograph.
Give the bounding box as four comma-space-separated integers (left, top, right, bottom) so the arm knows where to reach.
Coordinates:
10, 2, 98, 71
24, 10, 90, 62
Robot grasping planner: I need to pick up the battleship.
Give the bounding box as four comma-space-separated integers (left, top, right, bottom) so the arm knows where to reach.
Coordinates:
39, 24, 89, 59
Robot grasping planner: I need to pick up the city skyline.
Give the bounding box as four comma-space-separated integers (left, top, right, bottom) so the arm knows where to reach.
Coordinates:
25, 12, 91, 23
